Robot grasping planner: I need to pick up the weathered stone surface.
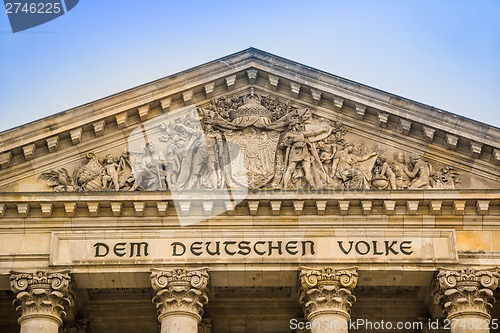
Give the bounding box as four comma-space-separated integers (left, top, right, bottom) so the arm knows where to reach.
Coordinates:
151, 267, 209, 333
433, 267, 499, 319
0, 48, 499, 333
10, 270, 74, 331
299, 267, 358, 332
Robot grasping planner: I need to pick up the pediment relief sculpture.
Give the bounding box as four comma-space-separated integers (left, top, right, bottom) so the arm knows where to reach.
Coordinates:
38, 90, 465, 192
39, 152, 133, 192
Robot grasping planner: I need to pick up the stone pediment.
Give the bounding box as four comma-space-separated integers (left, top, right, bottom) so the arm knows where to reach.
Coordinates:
0, 48, 498, 193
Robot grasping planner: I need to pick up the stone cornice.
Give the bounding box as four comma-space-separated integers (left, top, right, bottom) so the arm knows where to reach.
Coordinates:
248, 55, 500, 147
0, 190, 498, 219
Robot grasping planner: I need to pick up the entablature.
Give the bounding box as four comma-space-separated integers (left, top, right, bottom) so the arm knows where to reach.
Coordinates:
0, 190, 498, 222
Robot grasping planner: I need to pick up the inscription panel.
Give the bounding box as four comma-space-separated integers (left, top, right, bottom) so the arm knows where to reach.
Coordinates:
50, 229, 458, 266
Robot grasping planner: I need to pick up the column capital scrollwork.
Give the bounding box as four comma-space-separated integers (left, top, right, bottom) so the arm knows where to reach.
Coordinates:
10, 270, 75, 326
150, 267, 209, 322
432, 267, 500, 320
298, 266, 358, 321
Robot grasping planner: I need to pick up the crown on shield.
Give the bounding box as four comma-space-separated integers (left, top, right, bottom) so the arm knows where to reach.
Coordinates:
230, 88, 272, 120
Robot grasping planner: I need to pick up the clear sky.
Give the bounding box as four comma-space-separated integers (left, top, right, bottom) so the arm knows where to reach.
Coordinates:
1, 0, 499, 133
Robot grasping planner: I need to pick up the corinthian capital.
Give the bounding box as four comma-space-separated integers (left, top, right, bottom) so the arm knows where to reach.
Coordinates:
433, 267, 500, 319
299, 267, 358, 320
10, 270, 74, 325
150, 267, 209, 322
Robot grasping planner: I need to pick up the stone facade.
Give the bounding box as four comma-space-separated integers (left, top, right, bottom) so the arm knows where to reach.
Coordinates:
0, 48, 499, 332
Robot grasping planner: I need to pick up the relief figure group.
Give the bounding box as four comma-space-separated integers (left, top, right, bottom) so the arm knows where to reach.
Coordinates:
39, 91, 460, 192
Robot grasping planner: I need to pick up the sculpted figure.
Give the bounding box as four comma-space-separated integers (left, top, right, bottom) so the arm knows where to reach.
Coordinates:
334, 143, 378, 190
198, 120, 225, 189
129, 142, 167, 191
172, 119, 225, 190
164, 146, 181, 186
407, 154, 432, 189
372, 155, 396, 189
281, 118, 316, 189
173, 122, 204, 189
391, 152, 411, 189
38, 168, 77, 192
101, 154, 120, 191
40, 152, 132, 192
316, 136, 337, 176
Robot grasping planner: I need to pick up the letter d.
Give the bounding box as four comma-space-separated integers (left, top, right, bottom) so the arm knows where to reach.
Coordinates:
93, 242, 109, 257
429, 319, 438, 329
171, 242, 186, 256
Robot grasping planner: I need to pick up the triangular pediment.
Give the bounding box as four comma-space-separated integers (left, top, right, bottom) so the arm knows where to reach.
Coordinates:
0, 48, 499, 192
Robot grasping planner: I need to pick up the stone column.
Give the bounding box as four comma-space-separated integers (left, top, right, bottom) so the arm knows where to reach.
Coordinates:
299, 267, 358, 333
10, 270, 74, 333
150, 267, 209, 333
433, 267, 500, 333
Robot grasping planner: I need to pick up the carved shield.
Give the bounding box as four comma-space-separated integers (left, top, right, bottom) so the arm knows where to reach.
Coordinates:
224, 127, 280, 189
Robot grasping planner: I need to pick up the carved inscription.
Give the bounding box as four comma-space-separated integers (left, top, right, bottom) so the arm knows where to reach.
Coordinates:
93, 242, 149, 258
50, 230, 457, 265
337, 240, 413, 256
89, 239, 416, 258
170, 240, 316, 257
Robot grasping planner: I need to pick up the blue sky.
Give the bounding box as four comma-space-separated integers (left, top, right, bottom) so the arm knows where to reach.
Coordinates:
1, 0, 499, 132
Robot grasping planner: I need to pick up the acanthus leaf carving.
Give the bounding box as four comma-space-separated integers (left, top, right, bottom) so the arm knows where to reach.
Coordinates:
150, 268, 209, 321
432, 267, 500, 319
298, 267, 358, 320
10, 270, 75, 324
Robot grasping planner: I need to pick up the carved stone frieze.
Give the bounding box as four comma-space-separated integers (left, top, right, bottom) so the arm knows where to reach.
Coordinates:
37, 90, 464, 192
298, 267, 358, 321
59, 319, 89, 333
150, 268, 209, 322
39, 152, 133, 192
432, 267, 500, 320
10, 270, 74, 325
198, 317, 213, 333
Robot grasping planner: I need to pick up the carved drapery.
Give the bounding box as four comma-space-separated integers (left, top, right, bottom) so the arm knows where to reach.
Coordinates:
433, 267, 500, 320
10, 270, 74, 326
38, 91, 462, 193
298, 267, 358, 321
150, 268, 209, 322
